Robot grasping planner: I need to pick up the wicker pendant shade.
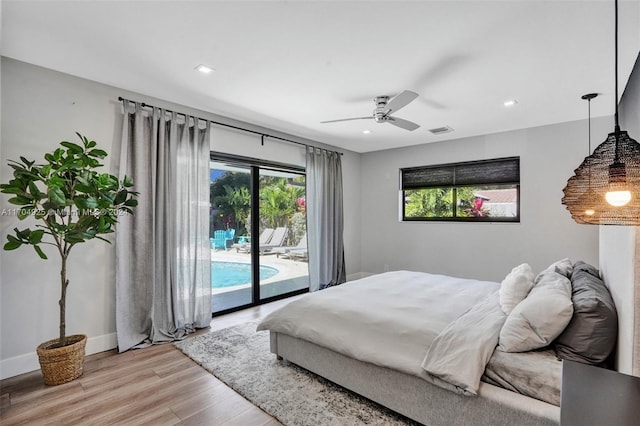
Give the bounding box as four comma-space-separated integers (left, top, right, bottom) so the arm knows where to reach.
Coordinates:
562, 130, 640, 225
561, 0, 640, 225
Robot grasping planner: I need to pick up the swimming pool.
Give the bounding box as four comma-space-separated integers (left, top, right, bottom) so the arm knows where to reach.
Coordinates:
211, 261, 279, 288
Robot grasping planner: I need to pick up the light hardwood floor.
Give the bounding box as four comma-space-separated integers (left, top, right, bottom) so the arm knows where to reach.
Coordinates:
1, 296, 303, 426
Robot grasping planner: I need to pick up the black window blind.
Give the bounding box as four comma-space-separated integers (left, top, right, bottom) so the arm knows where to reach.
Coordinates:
401, 157, 519, 189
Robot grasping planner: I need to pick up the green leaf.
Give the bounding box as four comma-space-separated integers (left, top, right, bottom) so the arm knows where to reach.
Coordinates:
74, 183, 93, 194
29, 229, 45, 244
87, 158, 102, 168
73, 198, 87, 210
60, 141, 84, 154
94, 235, 112, 244
3, 241, 21, 251
65, 234, 85, 244
19, 156, 35, 167
17, 209, 31, 220
87, 149, 107, 158
122, 175, 134, 188
54, 148, 64, 161
40, 164, 52, 177
48, 187, 66, 205
1, 186, 24, 195
6, 234, 21, 244
85, 196, 99, 209
76, 132, 89, 146
33, 245, 48, 259
114, 189, 128, 205
124, 198, 138, 207
28, 181, 42, 198
8, 196, 32, 206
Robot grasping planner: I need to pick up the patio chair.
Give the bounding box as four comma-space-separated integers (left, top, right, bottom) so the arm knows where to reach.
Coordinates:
235, 228, 274, 253
274, 232, 307, 259
224, 228, 236, 250
211, 230, 227, 250
258, 227, 288, 254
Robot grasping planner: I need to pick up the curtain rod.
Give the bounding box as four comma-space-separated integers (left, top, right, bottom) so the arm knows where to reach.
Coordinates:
118, 96, 343, 156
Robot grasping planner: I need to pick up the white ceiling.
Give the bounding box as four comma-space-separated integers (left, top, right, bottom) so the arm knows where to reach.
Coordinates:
2, 0, 639, 153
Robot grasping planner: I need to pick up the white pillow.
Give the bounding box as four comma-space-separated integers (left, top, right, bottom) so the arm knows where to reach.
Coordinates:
536, 258, 573, 281
499, 263, 535, 315
499, 270, 573, 352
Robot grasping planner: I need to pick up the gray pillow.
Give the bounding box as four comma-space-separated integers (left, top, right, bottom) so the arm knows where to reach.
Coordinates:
554, 261, 618, 365
572, 260, 600, 279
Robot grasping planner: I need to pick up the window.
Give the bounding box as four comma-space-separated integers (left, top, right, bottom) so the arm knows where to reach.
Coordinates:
401, 157, 520, 222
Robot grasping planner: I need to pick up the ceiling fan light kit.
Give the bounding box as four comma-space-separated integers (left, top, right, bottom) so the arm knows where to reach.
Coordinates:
321, 90, 421, 131
561, 0, 640, 225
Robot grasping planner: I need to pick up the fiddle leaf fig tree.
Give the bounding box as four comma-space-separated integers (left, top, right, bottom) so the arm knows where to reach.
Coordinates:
1, 133, 138, 348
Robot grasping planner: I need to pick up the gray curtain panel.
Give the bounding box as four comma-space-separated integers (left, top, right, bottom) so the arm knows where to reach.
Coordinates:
306, 147, 346, 291
116, 103, 211, 352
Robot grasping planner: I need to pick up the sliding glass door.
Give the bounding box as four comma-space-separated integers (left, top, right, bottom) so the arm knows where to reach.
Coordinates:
210, 162, 253, 313
210, 155, 309, 314
258, 169, 309, 300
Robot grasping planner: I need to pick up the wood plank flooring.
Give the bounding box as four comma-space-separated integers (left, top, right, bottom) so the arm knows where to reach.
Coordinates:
1, 297, 302, 426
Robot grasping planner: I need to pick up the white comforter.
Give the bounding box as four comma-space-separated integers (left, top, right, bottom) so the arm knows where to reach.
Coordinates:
257, 270, 501, 390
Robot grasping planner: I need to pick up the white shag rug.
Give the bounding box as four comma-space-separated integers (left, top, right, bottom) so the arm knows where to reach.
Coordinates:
174, 322, 418, 426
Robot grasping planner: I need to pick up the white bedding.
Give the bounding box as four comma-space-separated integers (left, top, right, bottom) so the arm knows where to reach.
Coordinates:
257, 270, 499, 381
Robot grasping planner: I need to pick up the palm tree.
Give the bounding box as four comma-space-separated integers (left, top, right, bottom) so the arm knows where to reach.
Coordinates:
216, 185, 250, 232
259, 179, 304, 229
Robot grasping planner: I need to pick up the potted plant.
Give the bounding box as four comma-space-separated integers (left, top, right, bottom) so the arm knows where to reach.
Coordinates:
1, 133, 137, 385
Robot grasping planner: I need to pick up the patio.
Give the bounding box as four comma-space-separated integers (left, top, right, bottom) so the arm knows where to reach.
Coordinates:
211, 247, 309, 313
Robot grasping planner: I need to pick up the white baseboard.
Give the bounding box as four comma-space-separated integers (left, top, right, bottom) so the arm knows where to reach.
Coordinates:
0, 333, 117, 380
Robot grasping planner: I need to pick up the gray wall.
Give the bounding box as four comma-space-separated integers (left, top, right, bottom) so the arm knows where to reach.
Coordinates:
359, 118, 606, 282
0, 57, 362, 378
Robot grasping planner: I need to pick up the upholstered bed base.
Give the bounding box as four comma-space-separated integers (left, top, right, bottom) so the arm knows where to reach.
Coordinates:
270, 331, 560, 426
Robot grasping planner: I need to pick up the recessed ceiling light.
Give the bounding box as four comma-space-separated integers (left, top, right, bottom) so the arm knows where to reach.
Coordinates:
195, 64, 215, 74
362, 130, 371, 134
503, 99, 518, 107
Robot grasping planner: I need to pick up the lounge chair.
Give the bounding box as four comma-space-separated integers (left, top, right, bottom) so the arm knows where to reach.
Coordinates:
274, 233, 307, 259
258, 227, 288, 254
285, 248, 308, 262
235, 228, 274, 253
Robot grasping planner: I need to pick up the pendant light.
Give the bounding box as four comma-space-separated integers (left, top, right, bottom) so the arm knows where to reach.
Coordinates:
561, 0, 640, 225
579, 93, 599, 221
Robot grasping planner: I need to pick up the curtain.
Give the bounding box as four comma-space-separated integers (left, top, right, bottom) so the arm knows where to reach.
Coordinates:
306, 147, 346, 291
116, 103, 211, 352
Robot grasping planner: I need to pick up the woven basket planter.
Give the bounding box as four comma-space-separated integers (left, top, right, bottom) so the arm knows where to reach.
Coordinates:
36, 334, 87, 385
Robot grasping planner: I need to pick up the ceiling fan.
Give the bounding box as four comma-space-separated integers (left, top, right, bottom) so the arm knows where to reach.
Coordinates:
321, 90, 420, 131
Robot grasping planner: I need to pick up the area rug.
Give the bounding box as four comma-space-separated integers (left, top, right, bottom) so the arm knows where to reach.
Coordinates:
174, 322, 418, 426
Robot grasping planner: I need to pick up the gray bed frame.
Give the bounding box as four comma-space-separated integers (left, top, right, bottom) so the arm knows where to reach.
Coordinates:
270, 331, 560, 426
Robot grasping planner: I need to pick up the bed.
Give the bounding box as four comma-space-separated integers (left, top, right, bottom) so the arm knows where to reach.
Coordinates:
257, 265, 618, 426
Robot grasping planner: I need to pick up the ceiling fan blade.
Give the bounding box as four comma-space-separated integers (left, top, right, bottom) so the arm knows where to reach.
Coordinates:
387, 117, 420, 131
320, 117, 373, 124
384, 90, 419, 115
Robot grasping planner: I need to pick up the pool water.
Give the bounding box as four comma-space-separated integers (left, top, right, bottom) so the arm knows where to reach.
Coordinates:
212, 261, 279, 288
